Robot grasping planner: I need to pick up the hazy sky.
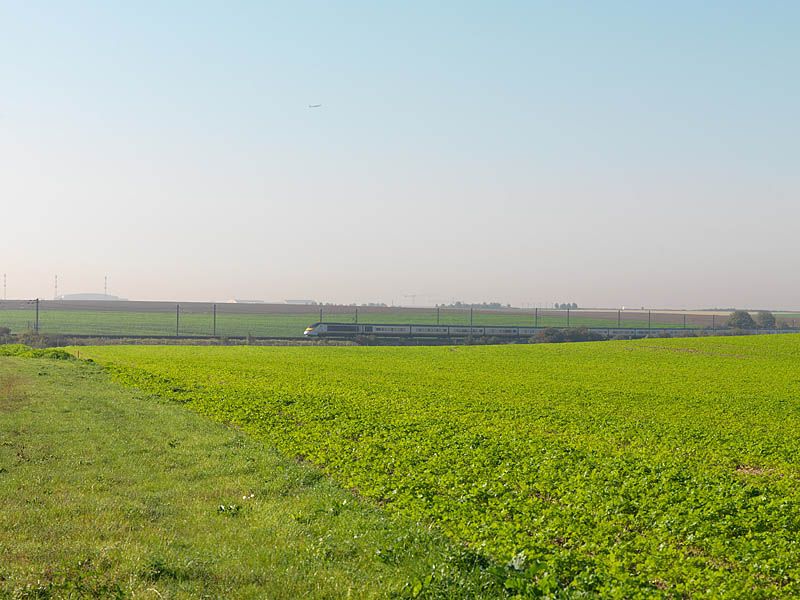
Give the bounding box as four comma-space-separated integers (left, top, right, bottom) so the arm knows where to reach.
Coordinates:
2, 1, 798, 308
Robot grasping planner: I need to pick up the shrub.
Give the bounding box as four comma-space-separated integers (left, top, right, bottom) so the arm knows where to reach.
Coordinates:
533, 328, 565, 343
532, 328, 605, 344
756, 311, 776, 329
727, 310, 756, 329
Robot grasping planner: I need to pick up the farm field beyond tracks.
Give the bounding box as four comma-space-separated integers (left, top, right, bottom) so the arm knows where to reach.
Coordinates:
0, 300, 726, 338
75, 336, 800, 597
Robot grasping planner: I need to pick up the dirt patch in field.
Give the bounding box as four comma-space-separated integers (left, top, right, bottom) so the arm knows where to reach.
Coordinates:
651, 347, 702, 354
736, 465, 769, 476
0, 373, 29, 411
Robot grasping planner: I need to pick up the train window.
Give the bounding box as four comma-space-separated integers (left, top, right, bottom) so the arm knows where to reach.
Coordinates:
327, 324, 358, 332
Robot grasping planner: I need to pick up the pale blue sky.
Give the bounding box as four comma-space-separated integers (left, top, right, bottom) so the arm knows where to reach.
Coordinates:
1, 2, 798, 307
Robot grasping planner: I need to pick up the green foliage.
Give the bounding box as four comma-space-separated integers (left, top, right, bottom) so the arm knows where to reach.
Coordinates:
727, 310, 757, 329
0, 344, 74, 359
0, 343, 30, 356
76, 336, 800, 597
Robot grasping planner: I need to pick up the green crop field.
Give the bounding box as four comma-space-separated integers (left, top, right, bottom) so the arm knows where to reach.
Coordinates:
0, 305, 687, 338
73, 335, 800, 597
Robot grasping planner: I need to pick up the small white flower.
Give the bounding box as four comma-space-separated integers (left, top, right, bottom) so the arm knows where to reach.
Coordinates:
509, 551, 526, 571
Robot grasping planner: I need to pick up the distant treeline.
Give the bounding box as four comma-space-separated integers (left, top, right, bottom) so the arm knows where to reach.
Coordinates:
436, 302, 512, 309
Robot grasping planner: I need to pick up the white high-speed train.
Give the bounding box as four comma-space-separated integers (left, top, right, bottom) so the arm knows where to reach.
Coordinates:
302, 322, 690, 338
